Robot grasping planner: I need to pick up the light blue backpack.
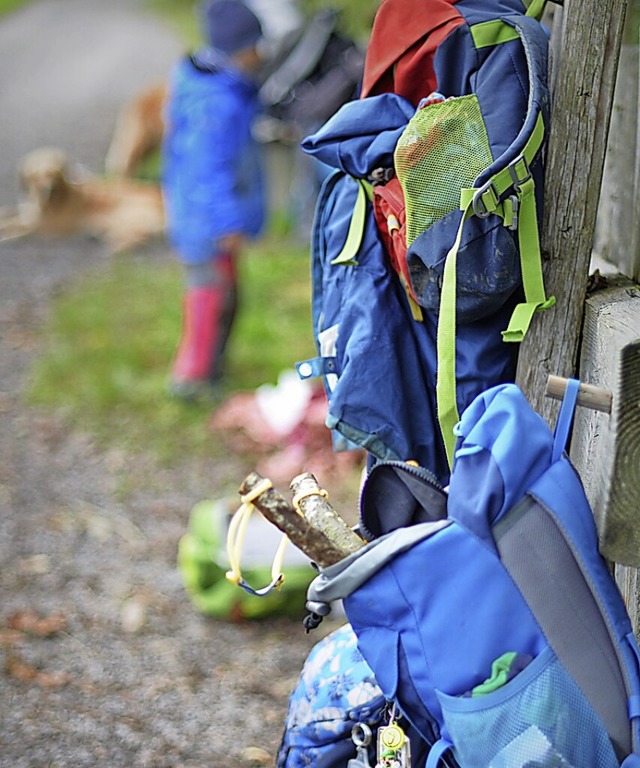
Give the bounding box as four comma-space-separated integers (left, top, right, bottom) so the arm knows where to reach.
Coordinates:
306, 381, 640, 767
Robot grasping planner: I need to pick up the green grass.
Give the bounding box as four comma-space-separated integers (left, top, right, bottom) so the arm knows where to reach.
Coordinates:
0, 0, 30, 16
143, 0, 200, 48
26, 235, 315, 465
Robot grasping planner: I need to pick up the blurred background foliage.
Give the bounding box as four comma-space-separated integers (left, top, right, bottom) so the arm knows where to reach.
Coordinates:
145, 0, 376, 44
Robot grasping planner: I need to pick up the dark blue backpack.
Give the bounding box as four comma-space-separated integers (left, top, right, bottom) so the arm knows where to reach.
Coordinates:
296, 0, 553, 481
306, 381, 640, 767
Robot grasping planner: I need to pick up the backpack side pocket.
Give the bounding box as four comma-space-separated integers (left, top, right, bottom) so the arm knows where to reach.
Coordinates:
436, 646, 620, 768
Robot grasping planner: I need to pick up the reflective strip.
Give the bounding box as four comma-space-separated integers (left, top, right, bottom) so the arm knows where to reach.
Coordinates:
436, 203, 472, 467
296, 357, 337, 379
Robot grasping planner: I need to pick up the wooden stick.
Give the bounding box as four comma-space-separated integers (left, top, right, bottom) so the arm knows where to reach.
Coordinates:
237, 471, 358, 567
290, 473, 364, 557
545, 374, 613, 414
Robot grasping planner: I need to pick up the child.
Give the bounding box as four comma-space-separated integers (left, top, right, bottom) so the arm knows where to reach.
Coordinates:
162, 0, 266, 399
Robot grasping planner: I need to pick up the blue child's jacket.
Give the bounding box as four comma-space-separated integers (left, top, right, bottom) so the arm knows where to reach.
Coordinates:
162, 52, 266, 264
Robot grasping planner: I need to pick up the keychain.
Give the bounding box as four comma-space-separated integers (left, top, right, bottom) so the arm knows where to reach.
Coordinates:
376, 705, 411, 767
347, 722, 373, 767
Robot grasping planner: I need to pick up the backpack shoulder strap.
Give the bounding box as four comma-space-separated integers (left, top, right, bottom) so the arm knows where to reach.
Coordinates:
437, 15, 553, 465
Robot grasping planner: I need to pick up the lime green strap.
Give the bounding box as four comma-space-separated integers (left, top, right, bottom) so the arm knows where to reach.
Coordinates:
461, 113, 554, 341
330, 179, 373, 266
501, 175, 555, 341
471, 20, 520, 48
524, 0, 547, 20
471, 1, 547, 49
440, 112, 552, 465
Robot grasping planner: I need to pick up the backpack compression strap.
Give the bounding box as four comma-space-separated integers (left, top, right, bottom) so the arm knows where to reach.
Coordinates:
437, 18, 554, 467
330, 178, 373, 266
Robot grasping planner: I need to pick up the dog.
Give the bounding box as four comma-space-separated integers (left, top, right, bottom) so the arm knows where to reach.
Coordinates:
105, 83, 167, 178
0, 146, 165, 253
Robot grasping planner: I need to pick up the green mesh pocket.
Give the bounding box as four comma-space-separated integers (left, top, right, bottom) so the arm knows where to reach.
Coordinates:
394, 95, 493, 245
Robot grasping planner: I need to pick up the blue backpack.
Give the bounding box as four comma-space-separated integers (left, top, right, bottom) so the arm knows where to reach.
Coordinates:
276, 621, 435, 768
296, 0, 553, 481
306, 381, 640, 767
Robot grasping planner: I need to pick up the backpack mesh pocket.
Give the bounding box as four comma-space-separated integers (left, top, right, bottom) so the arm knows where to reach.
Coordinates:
435, 646, 620, 768
394, 95, 493, 246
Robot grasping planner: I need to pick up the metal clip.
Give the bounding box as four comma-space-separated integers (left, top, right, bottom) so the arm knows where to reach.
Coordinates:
348, 722, 373, 767
508, 154, 532, 191
472, 180, 499, 219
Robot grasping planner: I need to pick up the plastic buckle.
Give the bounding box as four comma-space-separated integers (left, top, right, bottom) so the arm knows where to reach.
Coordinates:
472, 180, 499, 219
508, 155, 532, 191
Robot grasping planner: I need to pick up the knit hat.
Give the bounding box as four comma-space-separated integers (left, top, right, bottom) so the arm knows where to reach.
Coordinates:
200, 0, 263, 56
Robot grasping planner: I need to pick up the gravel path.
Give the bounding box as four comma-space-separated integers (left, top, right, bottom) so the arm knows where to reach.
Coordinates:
0, 3, 338, 765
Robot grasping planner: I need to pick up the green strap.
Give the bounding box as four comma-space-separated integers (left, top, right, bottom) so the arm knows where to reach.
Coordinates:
501, 173, 555, 342
524, 0, 547, 20
330, 179, 373, 266
470, 1, 548, 49
471, 20, 519, 49
462, 113, 554, 341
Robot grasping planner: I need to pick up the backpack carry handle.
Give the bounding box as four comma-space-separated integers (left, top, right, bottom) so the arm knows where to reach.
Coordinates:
552, 377, 581, 462
546, 374, 613, 414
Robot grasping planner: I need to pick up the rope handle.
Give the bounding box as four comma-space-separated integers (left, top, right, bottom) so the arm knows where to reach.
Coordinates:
225, 477, 290, 597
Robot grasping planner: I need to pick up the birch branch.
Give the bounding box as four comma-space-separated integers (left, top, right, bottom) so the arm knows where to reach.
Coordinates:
290, 472, 364, 557
238, 471, 361, 567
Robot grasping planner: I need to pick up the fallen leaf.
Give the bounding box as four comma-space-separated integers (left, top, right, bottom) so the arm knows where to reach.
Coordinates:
240, 746, 271, 766
7, 609, 67, 637
5, 650, 69, 689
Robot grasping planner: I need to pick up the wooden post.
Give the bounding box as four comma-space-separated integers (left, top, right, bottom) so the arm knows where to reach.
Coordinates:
593, 4, 640, 280
515, 0, 630, 422
568, 275, 640, 631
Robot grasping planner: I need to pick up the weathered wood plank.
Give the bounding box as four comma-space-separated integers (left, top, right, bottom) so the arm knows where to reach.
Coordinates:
593, 44, 640, 279
617, 565, 640, 635
515, 0, 630, 422
570, 276, 640, 566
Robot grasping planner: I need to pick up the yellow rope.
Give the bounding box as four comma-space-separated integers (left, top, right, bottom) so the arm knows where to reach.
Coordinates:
225, 477, 288, 593
292, 486, 329, 514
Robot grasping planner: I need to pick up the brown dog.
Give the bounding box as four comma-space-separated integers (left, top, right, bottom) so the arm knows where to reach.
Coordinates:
0, 146, 165, 252
105, 83, 168, 178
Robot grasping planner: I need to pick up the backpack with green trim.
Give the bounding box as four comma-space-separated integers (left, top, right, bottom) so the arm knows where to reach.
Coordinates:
297, 0, 554, 477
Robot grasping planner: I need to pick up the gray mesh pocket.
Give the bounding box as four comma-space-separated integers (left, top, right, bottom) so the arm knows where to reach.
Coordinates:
436, 646, 619, 768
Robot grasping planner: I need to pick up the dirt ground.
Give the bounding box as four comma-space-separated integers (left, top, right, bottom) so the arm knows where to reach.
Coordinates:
0, 2, 346, 766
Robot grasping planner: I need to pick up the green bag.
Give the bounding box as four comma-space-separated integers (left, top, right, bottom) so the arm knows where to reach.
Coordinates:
177, 498, 314, 620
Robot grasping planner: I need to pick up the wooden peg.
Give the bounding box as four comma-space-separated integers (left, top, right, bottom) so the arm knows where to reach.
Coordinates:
545, 374, 613, 413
